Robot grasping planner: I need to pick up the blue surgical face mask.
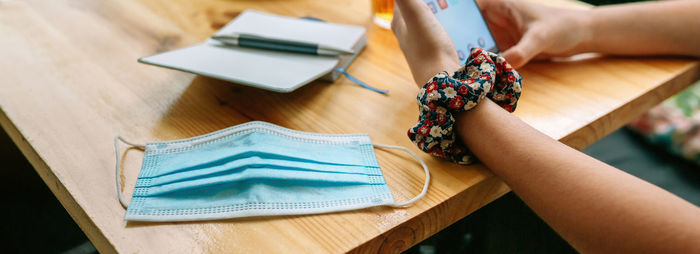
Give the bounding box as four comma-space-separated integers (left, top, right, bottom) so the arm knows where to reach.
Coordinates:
114, 121, 429, 222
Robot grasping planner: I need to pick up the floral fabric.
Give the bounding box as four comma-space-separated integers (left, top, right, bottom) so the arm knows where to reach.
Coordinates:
628, 81, 700, 166
408, 47, 522, 164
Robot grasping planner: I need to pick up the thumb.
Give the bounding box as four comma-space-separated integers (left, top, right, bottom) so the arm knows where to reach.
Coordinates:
502, 28, 548, 68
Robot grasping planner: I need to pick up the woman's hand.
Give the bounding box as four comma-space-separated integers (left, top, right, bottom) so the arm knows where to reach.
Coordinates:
391, 0, 461, 86
477, 0, 590, 68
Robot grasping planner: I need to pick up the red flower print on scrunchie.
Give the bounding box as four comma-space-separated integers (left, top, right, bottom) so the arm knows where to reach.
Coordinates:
407, 47, 522, 164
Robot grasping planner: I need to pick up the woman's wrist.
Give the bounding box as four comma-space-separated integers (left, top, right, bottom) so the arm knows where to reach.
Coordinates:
455, 98, 504, 126
407, 56, 461, 87
406, 47, 522, 164
455, 99, 495, 144
570, 8, 597, 54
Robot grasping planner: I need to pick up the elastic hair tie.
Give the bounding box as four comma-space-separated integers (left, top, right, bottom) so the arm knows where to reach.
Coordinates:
407, 47, 522, 164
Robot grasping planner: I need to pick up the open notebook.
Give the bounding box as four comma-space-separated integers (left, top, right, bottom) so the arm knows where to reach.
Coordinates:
139, 10, 367, 93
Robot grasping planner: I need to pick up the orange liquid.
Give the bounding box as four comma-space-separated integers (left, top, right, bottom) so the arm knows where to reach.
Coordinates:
372, 0, 394, 28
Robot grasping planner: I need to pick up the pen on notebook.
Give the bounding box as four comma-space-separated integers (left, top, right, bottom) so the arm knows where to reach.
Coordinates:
211, 33, 355, 56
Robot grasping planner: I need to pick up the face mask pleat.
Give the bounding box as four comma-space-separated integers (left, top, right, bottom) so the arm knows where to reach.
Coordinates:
135, 165, 386, 197
144, 131, 375, 178
139, 156, 381, 188
148, 150, 373, 179
127, 180, 394, 218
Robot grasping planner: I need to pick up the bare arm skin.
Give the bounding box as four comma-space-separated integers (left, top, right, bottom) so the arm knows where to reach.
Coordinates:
458, 99, 700, 253
478, 0, 700, 68
392, 0, 700, 252
581, 0, 700, 57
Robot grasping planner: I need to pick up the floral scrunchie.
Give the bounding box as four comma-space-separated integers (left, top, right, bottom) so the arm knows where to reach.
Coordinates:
407, 47, 522, 164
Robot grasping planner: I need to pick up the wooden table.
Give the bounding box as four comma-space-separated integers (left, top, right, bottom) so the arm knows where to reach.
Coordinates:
1, 0, 698, 253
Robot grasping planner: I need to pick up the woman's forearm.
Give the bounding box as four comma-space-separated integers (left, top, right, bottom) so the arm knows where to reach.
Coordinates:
578, 0, 700, 57
457, 100, 700, 253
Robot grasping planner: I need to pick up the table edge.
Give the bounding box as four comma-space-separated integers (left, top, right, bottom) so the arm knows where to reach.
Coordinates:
0, 107, 118, 254
2, 60, 698, 253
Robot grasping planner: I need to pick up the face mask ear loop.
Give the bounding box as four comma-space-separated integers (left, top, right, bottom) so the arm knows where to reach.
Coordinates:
372, 144, 430, 207
114, 136, 145, 209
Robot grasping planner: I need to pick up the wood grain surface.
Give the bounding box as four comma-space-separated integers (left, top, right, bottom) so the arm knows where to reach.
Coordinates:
0, 0, 697, 253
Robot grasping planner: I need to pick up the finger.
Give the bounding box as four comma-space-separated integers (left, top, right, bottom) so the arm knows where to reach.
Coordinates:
488, 22, 518, 51
532, 54, 551, 60
476, 0, 504, 12
478, 0, 522, 47
501, 28, 549, 68
482, 8, 512, 28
